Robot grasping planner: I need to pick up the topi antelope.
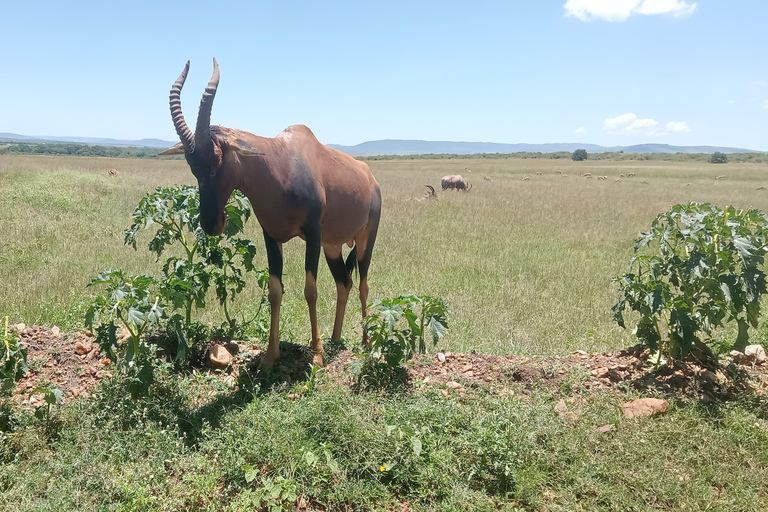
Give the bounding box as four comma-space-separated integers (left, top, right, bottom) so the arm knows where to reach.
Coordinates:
108, 168, 118, 176
441, 174, 472, 191
159, 59, 381, 369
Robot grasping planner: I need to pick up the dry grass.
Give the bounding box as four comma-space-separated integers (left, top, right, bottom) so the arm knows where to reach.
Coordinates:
3, 154, 768, 355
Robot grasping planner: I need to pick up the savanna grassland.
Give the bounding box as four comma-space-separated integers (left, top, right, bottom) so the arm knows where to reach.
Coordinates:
2, 154, 768, 511
3, 154, 768, 353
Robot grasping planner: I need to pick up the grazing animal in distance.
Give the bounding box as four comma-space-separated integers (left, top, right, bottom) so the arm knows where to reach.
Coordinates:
108, 169, 118, 176
535, 172, 542, 176
521, 175, 530, 181
484, 176, 491, 181
627, 173, 635, 178
465, 167, 472, 173
159, 59, 381, 369
415, 185, 438, 202
757, 186, 766, 190
441, 174, 472, 191
716, 175, 725, 180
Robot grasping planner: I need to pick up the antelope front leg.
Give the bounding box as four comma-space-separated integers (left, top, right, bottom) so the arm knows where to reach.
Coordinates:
260, 231, 283, 370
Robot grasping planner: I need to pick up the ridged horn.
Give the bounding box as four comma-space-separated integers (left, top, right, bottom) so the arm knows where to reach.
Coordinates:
194, 57, 220, 158
169, 61, 194, 152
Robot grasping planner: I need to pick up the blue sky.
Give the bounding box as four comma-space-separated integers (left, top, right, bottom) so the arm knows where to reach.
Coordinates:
1, 1, 766, 149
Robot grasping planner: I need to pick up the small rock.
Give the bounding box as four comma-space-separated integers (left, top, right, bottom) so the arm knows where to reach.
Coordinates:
51, 325, 61, 336
554, 399, 578, 421
446, 381, 463, 390
620, 398, 669, 419
209, 344, 233, 367
75, 340, 93, 355
437, 352, 446, 363
608, 369, 623, 382
574, 350, 588, 356
729, 350, 744, 361
591, 367, 610, 379
461, 364, 474, 373
440, 389, 449, 397
287, 393, 300, 400
13, 323, 26, 332
598, 424, 612, 433
744, 345, 767, 364
700, 370, 718, 384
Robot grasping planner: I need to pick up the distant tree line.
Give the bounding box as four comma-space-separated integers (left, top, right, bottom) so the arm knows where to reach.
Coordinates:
0, 141, 764, 164
361, 151, 768, 163
0, 142, 170, 159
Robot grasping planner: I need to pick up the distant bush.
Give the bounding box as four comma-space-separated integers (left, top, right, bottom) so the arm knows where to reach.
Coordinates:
711, 152, 728, 164
572, 149, 588, 161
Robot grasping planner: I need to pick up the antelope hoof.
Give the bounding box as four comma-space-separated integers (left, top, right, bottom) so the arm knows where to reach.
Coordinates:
258, 350, 279, 371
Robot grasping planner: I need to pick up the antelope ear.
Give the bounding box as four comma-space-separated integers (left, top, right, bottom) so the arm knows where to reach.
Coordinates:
230, 138, 264, 157
158, 142, 185, 156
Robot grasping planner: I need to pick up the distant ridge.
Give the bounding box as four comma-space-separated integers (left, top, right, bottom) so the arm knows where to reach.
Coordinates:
328, 140, 763, 156
1, 132, 762, 155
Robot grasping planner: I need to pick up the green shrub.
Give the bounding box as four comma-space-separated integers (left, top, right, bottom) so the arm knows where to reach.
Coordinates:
572, 149, 588, 161
124, 186, 267, 335
356, 295, 449, 390
613, 202, 768, 360
711, 151, 728, 164
1, 316, 28, 399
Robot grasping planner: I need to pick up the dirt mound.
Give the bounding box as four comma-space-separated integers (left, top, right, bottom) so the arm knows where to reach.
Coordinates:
12, 325, 109, 407
11, 326, 768, 406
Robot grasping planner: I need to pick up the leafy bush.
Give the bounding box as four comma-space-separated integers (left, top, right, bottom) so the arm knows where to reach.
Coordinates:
710, 151, 728, 164
85, 270, 165, 398
356, 295, 449, 390
1, 316, 28, 399
31, 383, 63, 422
613, 202, 768, 360
124, 186, 268, 336
364, 294, 450, 367
571, 149, 588, 161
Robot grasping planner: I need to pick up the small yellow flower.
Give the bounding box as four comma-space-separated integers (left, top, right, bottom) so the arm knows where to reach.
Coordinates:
380, 465, 386, 472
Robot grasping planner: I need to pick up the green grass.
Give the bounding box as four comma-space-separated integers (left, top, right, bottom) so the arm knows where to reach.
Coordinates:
3, 153, 768, 510
1, 370, 767, 511
3, 155, 768, 354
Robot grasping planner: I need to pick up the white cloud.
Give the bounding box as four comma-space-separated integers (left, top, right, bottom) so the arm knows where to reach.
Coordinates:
574, 127, 586, 134
727, 99, 735, 105
564, 0, 696, 21
665, 121, 690, 132
763, 99, 768, 109
604, 113, 659, 134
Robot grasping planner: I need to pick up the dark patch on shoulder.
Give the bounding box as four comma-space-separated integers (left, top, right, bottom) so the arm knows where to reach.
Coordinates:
287, 154, 322, 219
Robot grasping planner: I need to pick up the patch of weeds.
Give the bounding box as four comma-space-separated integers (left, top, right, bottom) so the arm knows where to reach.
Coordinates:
559, 366, 591, 394
351, 358, 409, 393
322, 337, 348, 365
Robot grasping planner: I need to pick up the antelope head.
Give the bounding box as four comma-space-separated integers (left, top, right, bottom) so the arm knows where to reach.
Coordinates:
160, 58, 262, 235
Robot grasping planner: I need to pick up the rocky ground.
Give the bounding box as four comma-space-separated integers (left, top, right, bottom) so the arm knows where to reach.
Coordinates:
10, 324, 768, 409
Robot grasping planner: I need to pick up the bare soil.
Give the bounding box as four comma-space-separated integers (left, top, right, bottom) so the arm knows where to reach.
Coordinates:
12, 325, 768, 407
